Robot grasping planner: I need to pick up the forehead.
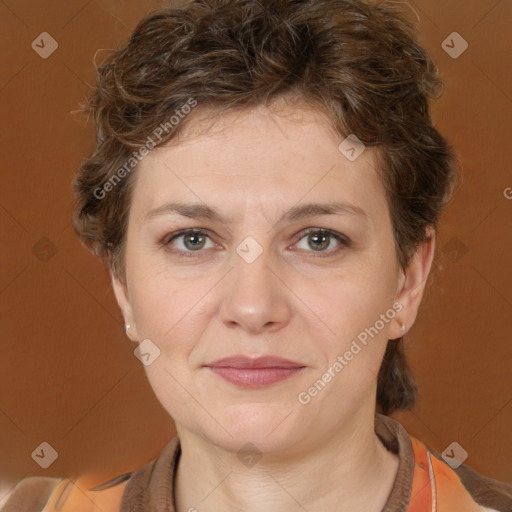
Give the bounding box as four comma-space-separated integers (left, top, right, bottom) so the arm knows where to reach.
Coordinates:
131, 103, 387, 222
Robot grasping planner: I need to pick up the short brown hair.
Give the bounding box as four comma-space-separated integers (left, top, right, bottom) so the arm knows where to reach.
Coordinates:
72, 0, 457, 414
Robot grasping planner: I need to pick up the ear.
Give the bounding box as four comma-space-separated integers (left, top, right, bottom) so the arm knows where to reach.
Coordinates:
110, 271, 140, 342
388, 227, 436, 339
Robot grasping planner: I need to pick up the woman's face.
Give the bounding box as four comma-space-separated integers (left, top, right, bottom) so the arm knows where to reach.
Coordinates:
113, 103, 422, 453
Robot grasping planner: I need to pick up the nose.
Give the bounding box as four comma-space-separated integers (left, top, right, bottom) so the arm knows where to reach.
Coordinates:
219, 246, 292, 335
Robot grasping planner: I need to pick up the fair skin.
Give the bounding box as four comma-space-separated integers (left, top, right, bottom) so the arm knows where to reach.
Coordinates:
111, 101, 435, 512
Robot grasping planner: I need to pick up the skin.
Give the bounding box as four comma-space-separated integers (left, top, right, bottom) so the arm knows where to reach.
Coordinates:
111, 100, 435, 512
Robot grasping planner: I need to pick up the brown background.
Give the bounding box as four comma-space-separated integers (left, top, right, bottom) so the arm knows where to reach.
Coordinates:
0, 0, 511, 504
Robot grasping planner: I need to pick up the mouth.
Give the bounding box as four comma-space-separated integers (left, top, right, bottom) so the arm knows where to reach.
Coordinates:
204, 355, 306, 388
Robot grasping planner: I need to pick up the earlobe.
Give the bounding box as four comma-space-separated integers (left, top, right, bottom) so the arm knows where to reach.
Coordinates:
110, 272, 139, 342
391, 228, 436, 339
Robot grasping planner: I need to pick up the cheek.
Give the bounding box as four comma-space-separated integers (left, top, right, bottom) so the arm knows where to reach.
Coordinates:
129, 267, 214, 352
304, 273, 395, 404
127, 227, 398, 352
316, 263, 397, 339
129, 255, 397, 345
306, 266, 398, 400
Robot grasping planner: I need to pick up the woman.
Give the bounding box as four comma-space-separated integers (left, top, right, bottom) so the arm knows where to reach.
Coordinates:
4, 0, 511, 511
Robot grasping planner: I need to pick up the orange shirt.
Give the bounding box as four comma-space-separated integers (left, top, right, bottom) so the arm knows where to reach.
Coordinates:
4, 415, 511, 511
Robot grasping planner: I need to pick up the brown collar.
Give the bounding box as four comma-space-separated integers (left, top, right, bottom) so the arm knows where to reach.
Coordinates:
115, 413, 414, 512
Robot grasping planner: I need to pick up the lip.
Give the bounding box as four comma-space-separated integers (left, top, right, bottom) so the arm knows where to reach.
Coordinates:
206, 355, 304, 369
204, 355, 306, 388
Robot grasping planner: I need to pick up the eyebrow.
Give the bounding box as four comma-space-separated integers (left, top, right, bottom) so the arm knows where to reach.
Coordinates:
144, 201, 368, 225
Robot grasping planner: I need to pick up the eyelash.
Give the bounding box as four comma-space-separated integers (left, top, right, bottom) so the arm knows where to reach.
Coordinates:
160, 228, 350, 258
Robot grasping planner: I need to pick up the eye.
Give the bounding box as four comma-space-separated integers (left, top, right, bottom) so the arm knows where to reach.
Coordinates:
161, 227, 349, 258
294, 228, 349, 255
164, 229, 216, 255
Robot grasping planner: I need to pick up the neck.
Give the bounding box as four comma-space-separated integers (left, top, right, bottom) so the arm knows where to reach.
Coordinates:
174, 412, 399, 512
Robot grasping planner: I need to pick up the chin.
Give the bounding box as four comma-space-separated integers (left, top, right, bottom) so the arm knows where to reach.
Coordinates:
204, 402, 306, 453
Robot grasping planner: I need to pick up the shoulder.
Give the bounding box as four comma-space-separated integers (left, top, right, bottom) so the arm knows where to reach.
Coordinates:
2, 477, 61, 512
2, 475, 129, 512
2, 438, 181, 512
409, 435, 512, 512
436, 451, 512, 512
375, 415, 511, 512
